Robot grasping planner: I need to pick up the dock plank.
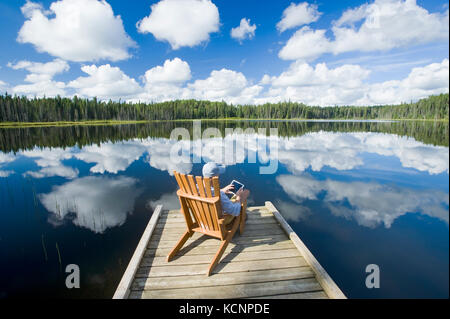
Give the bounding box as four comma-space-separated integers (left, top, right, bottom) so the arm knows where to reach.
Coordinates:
148, 234, 290, 249
153, 226, 285, 241
136, 257, 308, 277
153, 222, 283, 236
246, 291, 329, 299
141, 248, 301, 267
145, 240, 295, 257
161, 208, 273, 220
155, 216, 278, 228
131, 267, 315, 290
129, 278, 323, 299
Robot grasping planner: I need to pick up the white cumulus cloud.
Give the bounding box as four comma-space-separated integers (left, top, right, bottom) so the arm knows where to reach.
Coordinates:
267, 61, 371, 88
8, 59, 69, 78
279, 26, 331, 61
68, 64, 142, 100
258, 59, 448, 106
17, 0, 136, 62
132, 58, 192, 102
187, 68, 263, 104
357, 59, 449, 105
258, 60, 371, 106
8, 59, 69, 97
277, 2, 321, 32
231, 18, 257, 43
279, 0, 449, 61
6, 58, 448, 106
143, 58, 191, 85
137, 0, 220, 50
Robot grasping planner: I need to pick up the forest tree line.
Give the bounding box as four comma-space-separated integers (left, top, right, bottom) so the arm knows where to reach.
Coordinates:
0, 93, 448, 123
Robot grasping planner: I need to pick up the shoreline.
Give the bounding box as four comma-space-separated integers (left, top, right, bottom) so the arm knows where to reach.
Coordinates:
0, 118, 447, 128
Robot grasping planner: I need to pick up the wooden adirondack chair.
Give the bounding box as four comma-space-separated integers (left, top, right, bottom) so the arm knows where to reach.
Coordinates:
167, 171, 247, 276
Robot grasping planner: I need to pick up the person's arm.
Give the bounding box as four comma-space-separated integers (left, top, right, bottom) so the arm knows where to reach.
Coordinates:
219, 190, 241, 216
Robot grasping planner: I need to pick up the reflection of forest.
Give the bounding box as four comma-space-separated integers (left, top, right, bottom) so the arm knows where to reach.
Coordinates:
0, 120, 448, 153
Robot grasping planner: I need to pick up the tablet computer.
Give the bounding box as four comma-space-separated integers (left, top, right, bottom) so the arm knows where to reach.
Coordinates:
230, 180, 244, 194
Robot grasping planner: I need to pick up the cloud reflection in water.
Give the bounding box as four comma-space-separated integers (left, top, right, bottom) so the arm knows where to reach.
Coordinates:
39, 176, 142, 233
277, 174, 449, 228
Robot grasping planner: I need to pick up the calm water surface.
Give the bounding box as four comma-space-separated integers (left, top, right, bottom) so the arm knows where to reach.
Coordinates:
0, 121, 448, 298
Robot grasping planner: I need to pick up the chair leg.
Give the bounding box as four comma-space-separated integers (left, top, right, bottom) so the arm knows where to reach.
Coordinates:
167, 230, 191, 262
207, 219, 239, 276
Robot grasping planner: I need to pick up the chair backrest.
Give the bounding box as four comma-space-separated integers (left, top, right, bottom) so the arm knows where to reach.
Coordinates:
173, 171, 225, 239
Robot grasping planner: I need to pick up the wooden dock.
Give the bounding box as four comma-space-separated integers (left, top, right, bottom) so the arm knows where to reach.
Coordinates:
113, 202, 346, 299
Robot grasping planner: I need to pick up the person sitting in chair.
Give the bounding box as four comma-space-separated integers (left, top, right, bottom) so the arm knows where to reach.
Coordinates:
202, 162, 250, 225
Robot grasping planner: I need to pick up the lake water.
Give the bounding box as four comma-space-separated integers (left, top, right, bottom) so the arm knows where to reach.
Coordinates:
0, 120, 448, 298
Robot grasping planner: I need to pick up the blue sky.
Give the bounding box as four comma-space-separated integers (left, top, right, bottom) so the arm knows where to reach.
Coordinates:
0, 0, 448, 106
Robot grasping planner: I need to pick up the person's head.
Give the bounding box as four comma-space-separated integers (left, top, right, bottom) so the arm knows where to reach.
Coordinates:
202, 162, 225, 178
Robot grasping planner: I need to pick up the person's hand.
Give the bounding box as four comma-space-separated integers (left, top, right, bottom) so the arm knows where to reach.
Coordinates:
221, 184, 235, 194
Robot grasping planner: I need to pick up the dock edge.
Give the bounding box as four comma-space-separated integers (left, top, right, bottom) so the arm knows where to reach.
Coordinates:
265, 201, 347, 299
113, 205, 163, 299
